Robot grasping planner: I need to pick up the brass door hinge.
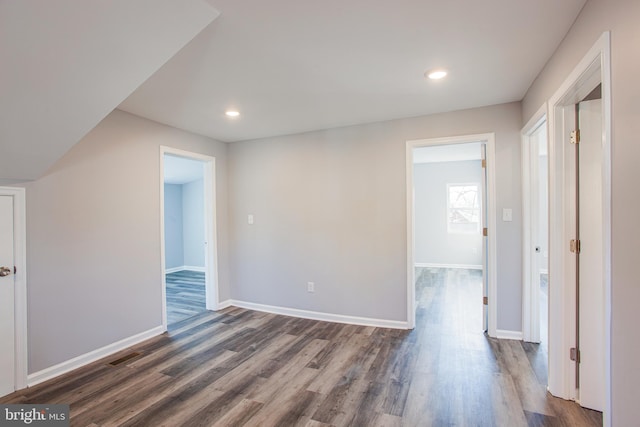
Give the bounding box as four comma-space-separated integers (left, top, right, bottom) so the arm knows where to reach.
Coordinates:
570, 129, 580, 145
483, 296, 488, 305
570, 347, 581, 363
483, 227, 488, 237
570, 239, 581, 254
481, 159, 486, 168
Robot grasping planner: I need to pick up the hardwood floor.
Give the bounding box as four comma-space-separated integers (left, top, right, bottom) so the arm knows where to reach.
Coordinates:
1, 268, 602, 426
166, 270, 206, 325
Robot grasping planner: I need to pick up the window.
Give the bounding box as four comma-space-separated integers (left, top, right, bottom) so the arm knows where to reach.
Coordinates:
447, 183, 480, 234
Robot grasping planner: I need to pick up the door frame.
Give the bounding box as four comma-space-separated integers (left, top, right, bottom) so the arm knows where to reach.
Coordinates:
521, 104, 547, 343
406, 133, 497, 336
547, 32, 611, 424
159, 146, 220, 331
0, 186, 28, 392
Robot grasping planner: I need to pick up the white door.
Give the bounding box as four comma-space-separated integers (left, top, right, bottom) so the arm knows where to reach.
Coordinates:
577, 98, 604, 411
0, 195, 15, 396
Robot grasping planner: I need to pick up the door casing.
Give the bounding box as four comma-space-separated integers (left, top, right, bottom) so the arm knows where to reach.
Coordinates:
521, 106, 547, 344
406, 133, 497, 336
0, 186, 28, 395
546, 32, 611, 425
159, 147, 220, 331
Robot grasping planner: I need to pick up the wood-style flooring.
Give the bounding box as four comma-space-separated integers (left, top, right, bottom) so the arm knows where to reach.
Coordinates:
1, 268, 602, 426
166, 270, 206, 325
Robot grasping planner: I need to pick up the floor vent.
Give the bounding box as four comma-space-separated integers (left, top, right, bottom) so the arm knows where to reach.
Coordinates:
108, 352, 141, 366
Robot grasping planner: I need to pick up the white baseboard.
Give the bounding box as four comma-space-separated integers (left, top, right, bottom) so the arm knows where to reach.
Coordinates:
496, 329, 523, 341
227, 299, 409, 330
216, 299, 233, 310
183, 265, 206, 272
165, 265, 206, 274
27, 325, 164, 387
415, 263, 483, 270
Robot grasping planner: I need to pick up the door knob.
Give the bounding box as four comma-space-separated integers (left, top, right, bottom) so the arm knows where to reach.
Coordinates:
0, 266, 11, 277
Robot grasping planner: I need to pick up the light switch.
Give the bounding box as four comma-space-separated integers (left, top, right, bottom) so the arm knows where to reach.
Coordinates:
502, 208, 513, 222
248, 214, 254, 225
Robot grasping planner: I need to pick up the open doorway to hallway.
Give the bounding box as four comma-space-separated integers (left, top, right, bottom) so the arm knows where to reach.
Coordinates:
406, 134, 497, 335
412, 142, 485, 333
161, 147, 219, 328
163, 154, 207, 325
522, 115, 550, 385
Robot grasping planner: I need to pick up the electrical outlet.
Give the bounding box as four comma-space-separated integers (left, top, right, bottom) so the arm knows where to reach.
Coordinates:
307, 282, 315, 293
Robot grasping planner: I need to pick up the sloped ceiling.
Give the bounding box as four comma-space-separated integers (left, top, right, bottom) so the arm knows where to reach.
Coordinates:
0, 0, 219, 183
119, 0, 586, 143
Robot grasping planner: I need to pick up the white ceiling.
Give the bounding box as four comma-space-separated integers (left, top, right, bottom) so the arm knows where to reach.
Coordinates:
119, 0, 586, 143
0, 0, 219, 183
164, 155, 205, 185
413, 142, 482, 164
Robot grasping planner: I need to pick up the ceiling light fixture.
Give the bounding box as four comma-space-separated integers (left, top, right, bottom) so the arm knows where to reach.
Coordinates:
225, 110, 240, 117
426, 69, 447, 80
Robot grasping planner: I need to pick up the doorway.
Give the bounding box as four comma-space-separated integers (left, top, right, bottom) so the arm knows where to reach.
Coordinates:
0, 187, 27, 398
406, 134, 497, 336
160, 147, 219, 330
522, 111, 549, 347
412, 142, 485, 334
547, 32, 611, 421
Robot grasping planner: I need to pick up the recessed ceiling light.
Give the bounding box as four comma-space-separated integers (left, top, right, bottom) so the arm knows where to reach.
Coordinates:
225, 110, 240, 117
426, 69, 448, 80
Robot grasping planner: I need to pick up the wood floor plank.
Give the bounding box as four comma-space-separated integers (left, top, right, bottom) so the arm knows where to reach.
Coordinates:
117, 333, 296, 427
402, 372, 436, 426
303, 420, 334, 427
166, 270, 206, 325
491, 372, 529, 427
211, 398, 264, 427
369, 412, 403, 427
310, 336, 381, 425
242, 370, 320, 427
493, 338, 555, 416
2, 268, 602, 426
248, 339, 327, 403
71, 371, 176, 427
306, 333, 368, 395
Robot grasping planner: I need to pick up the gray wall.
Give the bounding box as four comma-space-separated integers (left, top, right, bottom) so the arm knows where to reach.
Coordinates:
522, 0, 640, 422
163, 178, 205, 270
182, 178, 205, 267
414, 160, 482, 267
22, 109, 229, 373
228, 102, 522, 329
164, 183, 184, 269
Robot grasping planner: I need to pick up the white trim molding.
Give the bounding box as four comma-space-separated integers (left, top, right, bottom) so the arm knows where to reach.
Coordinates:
216, 300, 233, 310
0, 186, 28, 391
521, 103, 547, 344
228, 300, 409, 330
27, 326, 164, 387
415, 263, 483, 270
406, 133, 497, 336
496, 329, 524, 341
165, 266, 206, 274
546, 32, 611, 425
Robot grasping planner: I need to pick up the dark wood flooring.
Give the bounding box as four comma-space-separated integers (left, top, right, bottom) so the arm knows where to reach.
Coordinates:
166, 270, 206, 325
0, 268, 602, 426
